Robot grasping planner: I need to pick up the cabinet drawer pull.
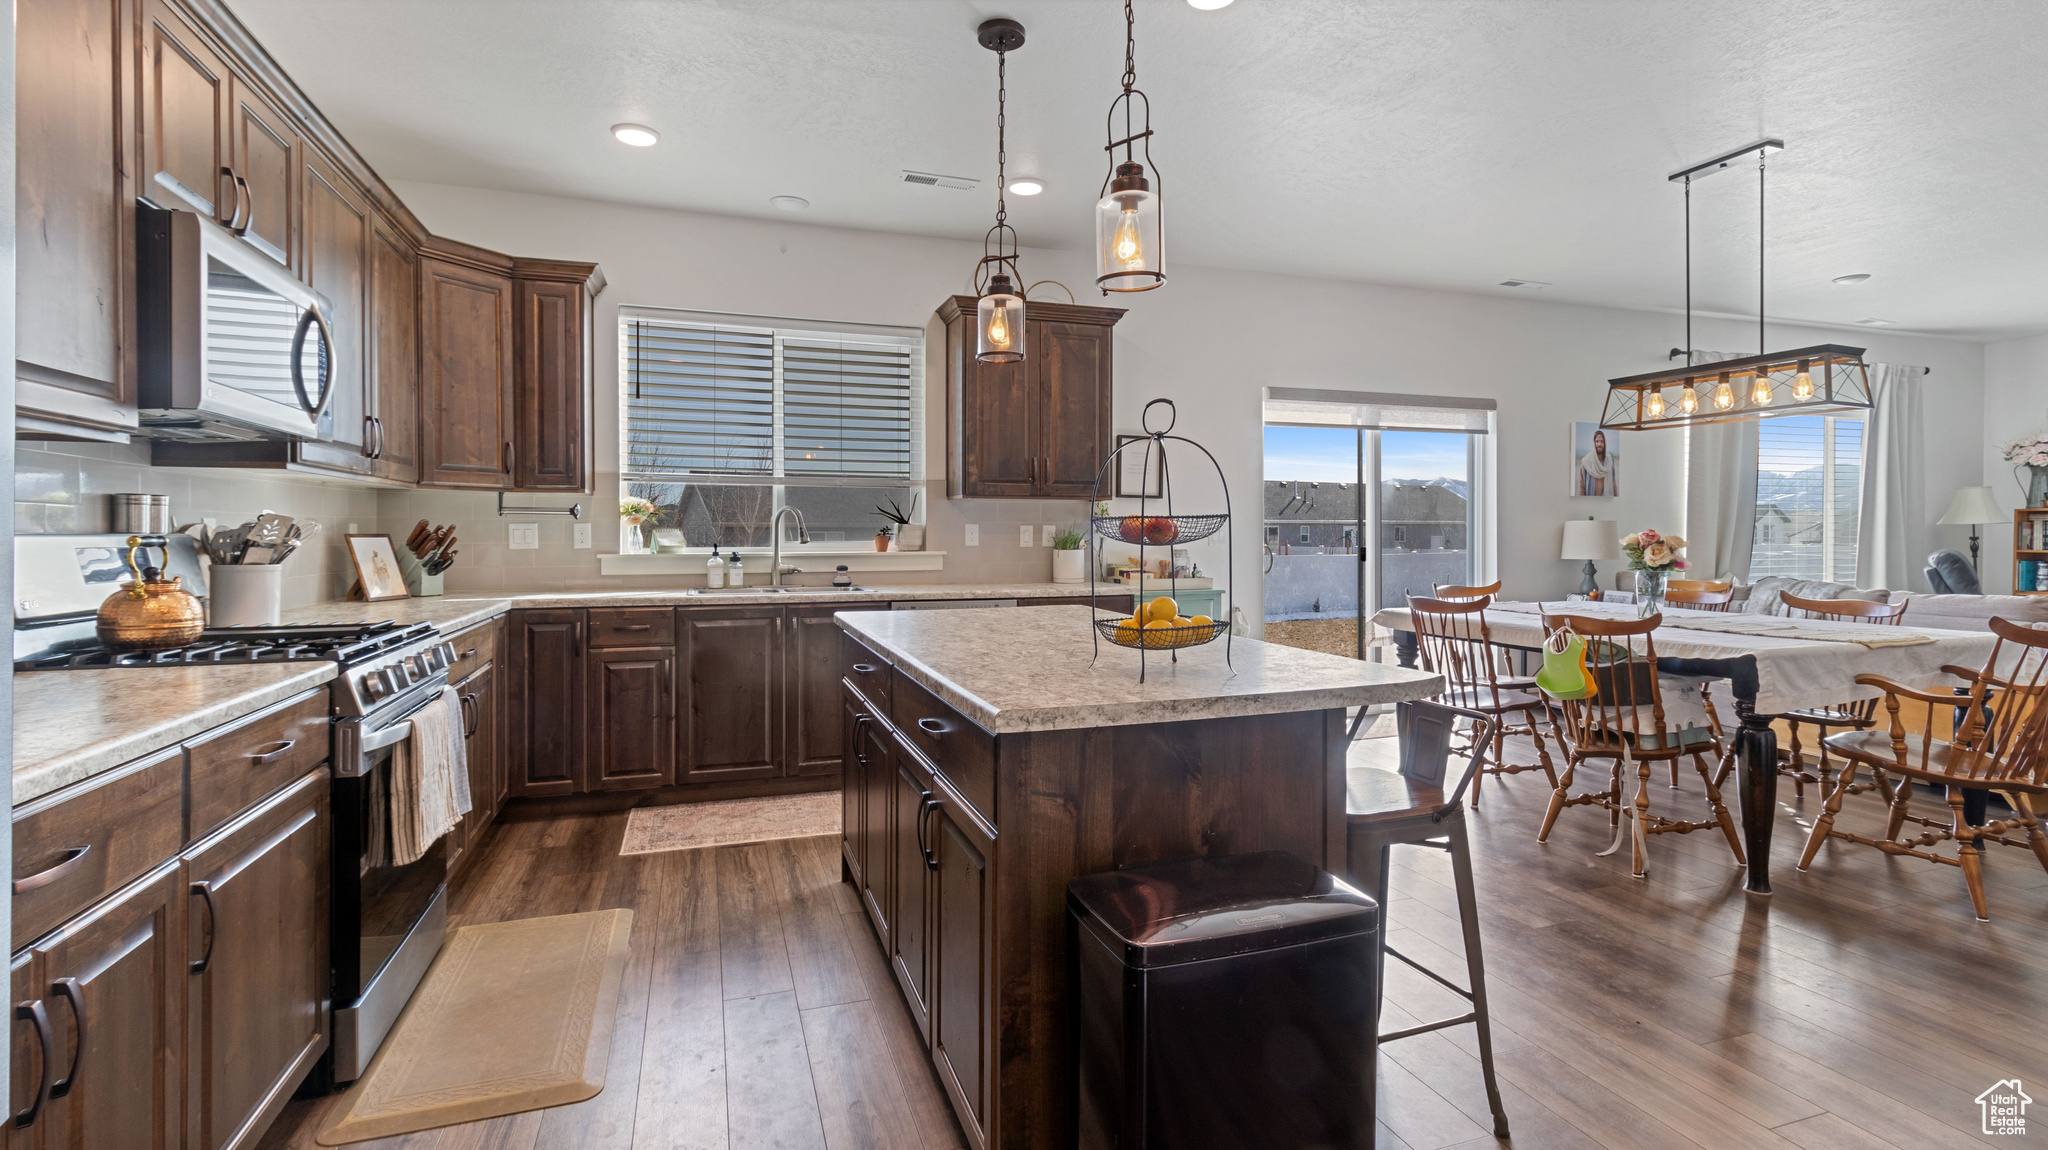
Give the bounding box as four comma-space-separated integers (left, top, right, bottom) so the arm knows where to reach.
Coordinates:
851, 663, 879, 675
231, 172, 253, 236
460, 693, 479, 738
915, 793, 938, 870
48, 978, 84, 1100
502, 442, 513, 474
189, 882, 217, 974
12, 846, 89, 894
14, 999, 51, 1129
218, 165, 241, 230
617, 624, 653, 632
916, 717, 949, 737
248, 740, 296, 765
462, 648, 479, 660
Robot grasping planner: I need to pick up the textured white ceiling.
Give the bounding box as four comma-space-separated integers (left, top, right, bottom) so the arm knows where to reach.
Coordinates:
228, 0, 2048, 338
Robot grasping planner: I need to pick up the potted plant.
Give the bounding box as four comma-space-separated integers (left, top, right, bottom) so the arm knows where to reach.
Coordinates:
873, 524, 894, 552
1051, 526, 1087, 584
619, 497, 659, 554
1620, 528, 1687, 617
874, 494, 921, 550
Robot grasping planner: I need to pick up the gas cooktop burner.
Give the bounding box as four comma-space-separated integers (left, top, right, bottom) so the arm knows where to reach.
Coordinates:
15, 620, 438, 671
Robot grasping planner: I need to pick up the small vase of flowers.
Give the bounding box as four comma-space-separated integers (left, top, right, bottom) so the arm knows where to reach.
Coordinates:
620, 497, 659, 554
2000, 431, 2048, 507
1621, 528, 1687, 618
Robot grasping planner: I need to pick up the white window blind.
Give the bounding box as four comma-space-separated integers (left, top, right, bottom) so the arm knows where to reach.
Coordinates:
624, 312, 920, 484
1751, 415, 1863, 581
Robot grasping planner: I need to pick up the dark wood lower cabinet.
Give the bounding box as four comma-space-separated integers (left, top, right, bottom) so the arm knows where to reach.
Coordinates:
182, 767, 329, 1150
931, 781, 995, 1145
791, 605, 863, 776
447, 658, 499, 879
889, 735, 935, 1043
857, 702, 895, 939
507, 610, 585, 797
679, 608, 782, 783
9, 861, 183, 1150
587, 645, 675, 791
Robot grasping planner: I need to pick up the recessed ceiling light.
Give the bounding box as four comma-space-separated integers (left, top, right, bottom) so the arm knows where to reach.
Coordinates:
1187, 0, 1234, 8
610, 123, 659, 147
1009, 177, 1045, 196
1833, 273, 1872, 285
770, 195, 810, 212
1854, 317, 1895, 326
1499, 279, 1552, 289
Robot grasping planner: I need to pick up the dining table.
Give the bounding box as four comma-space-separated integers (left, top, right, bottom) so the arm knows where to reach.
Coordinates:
1370, 598, 2003, 893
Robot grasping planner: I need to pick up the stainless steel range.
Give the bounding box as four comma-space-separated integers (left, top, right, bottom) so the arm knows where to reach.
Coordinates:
14, 533, 465, 1087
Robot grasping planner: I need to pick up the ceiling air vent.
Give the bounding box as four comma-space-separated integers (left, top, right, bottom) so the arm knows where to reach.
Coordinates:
901, 170, 978, 191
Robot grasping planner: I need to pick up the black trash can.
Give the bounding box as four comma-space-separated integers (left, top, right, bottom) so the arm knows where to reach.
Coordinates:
1067, 850, 1380, 1150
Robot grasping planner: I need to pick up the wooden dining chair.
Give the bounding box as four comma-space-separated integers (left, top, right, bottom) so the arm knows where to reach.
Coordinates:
1664, 585, 1735, 612
1406, 595, 1558, 808
1433, 580, 1503, 601
1667, 579, 1734, 595
1774, 591, 1911, 798
1797, 616, 2048, 920
1535, 612, 1745, 877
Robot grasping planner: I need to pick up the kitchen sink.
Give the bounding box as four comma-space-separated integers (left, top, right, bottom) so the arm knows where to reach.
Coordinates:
684, 585, 869, 595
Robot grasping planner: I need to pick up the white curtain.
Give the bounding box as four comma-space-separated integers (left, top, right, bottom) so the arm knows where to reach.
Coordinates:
1856, 364, 1927, 591
1683, 351, 1760, 582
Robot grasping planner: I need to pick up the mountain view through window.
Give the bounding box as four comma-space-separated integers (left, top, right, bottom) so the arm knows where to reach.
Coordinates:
1751, 415, 1863, 581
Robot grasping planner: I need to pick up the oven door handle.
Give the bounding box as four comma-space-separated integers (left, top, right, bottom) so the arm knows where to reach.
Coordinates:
358, 719, 414, 756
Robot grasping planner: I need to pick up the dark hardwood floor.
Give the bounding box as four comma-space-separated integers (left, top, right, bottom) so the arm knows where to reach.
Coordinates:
262, 731, 2048, 1149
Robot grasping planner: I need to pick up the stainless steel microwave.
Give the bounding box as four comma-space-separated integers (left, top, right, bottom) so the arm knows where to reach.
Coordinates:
136, 203, 335, 441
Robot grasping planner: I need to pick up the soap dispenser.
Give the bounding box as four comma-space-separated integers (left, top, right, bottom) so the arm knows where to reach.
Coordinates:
832, 565, 853, 587
705, 545, 726, 589
726, 550, 744, 586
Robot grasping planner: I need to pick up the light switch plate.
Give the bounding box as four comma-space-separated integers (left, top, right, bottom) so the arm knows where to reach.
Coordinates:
573, 523, 593, 549
509, 523, 540, 550
1019, 525, 1034, 547
1042, 524, 1057, 547
965, 524, 980, 547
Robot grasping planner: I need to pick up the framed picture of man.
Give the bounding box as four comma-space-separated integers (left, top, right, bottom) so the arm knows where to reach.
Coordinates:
1570, 422, 1619, 497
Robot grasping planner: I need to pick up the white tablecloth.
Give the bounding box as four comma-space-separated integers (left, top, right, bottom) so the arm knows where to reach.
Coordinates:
1370, 600, 2001, 716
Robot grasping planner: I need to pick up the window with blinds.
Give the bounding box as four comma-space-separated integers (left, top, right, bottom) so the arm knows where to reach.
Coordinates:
1751, 415, 1863, 581
624, 313, 920, 483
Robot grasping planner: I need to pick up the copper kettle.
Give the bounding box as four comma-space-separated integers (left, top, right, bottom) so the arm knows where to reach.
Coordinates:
96, 535, 206, 650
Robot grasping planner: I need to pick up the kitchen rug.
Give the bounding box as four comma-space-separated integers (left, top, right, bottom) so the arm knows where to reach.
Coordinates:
618, 791, 840, 855
315, 909, 633, 1145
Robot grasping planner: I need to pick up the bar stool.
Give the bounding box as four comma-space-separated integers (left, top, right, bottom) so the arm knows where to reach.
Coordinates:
1345, 700, 1510, 1139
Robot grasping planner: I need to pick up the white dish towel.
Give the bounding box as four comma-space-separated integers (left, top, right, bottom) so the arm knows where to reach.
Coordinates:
371, 687, 473, 867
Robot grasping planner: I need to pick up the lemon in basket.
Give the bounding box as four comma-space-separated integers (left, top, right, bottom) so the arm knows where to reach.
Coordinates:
1188, 615, 1214, 629
1147, 596, 1179, 623
1115, 616, 1143, 643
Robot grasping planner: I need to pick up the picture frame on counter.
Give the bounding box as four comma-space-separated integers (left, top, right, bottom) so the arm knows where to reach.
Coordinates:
1115, 434, 1165, 498
346, 534, 412, 602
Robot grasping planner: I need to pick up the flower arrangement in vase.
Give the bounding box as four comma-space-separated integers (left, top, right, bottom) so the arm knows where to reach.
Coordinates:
1621, 528, 1687, 618
620, 497, 659, 554
2000, 429, 2048, 507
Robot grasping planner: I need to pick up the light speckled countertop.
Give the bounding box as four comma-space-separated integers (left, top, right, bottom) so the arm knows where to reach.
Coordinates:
14, 663, 335, 806
840, 605, 1444, 734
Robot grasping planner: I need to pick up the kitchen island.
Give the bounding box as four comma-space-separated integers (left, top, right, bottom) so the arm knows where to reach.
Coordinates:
833, 605, 1441, 1150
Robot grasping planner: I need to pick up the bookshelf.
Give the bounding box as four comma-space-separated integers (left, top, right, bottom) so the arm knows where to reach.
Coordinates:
2017, 508, 2048, 595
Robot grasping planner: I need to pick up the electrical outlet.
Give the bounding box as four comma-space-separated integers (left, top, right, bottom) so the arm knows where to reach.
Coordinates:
573, 523, 593, 548
1042, 523, 1057, 547
509, 523, 540, 550
965, 524, 980, 547
1019, 525, 1034, 547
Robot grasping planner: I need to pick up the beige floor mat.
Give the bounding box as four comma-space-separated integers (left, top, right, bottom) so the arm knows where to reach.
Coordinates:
315, 909, 633, 1145
619, 790, 840, 855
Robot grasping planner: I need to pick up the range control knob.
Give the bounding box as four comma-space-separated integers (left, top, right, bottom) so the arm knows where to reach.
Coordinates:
436, 643, 456, 669
389, 663, 412, 689
361, 672, 389, 701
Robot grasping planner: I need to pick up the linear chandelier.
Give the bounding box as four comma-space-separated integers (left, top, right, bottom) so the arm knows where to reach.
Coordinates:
1600, 139, 1873, 432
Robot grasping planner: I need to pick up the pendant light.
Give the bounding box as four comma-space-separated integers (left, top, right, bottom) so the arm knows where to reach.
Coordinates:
1599, 139, 1873, 431
973, 19, 1027, 364
1095, 0, 1164, 293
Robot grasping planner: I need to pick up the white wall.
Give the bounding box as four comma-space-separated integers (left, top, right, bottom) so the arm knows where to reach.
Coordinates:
389, 181, 1987, 622
1981, 335, 2048, 593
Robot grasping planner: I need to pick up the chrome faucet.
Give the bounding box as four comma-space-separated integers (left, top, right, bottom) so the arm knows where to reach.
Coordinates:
771, 507, 810, 587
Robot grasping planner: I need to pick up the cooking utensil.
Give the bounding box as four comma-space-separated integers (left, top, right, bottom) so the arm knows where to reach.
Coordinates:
95, 535, 206, 650
248, 513, 292, 549
406, 519, 431, 553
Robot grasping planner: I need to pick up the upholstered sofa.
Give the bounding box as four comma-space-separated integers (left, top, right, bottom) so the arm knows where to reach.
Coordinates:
1608, 572, 2048, 631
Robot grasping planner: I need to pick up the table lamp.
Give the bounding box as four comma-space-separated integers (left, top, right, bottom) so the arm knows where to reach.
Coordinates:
1937, 485, 2004, 571
1560, 518, 1621, 596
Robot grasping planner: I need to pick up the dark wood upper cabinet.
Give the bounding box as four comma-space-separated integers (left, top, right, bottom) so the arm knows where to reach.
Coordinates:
10, 860, 185, 1150
512, 273, 595, 492
368, 214, 421, 483
940, 296, 1123, 499
180, 768, 328, 1150
679, 608, 783, 784
140, 0, 230, 221
587, 645, 676, 791
227, 74, 296, 269
505, 610, 585, 798
297, 147, 371, 469
418, 253, 515, 488
16, 0, 140, 441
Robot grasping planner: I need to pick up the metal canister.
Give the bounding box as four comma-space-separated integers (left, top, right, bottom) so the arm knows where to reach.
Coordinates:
109, 493, 173, 534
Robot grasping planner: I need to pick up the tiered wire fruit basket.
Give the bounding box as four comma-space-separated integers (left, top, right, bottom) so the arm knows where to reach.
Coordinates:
1089, 398, 1234, 682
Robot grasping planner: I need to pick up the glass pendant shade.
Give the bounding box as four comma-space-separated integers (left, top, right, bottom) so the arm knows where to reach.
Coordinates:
976, 274, 1026, 363
1712, 373, 1735, 411
1095, 163, 1163, 292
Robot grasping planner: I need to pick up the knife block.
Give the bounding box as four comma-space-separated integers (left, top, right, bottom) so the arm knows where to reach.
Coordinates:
397, 549, 444, 597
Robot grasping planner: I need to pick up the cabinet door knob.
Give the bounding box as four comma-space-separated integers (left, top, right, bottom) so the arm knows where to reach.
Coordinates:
47, 978, 84, 1100
189, 882, 218, 974
12, 845, 89, 894
13, 999, 51, 1129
